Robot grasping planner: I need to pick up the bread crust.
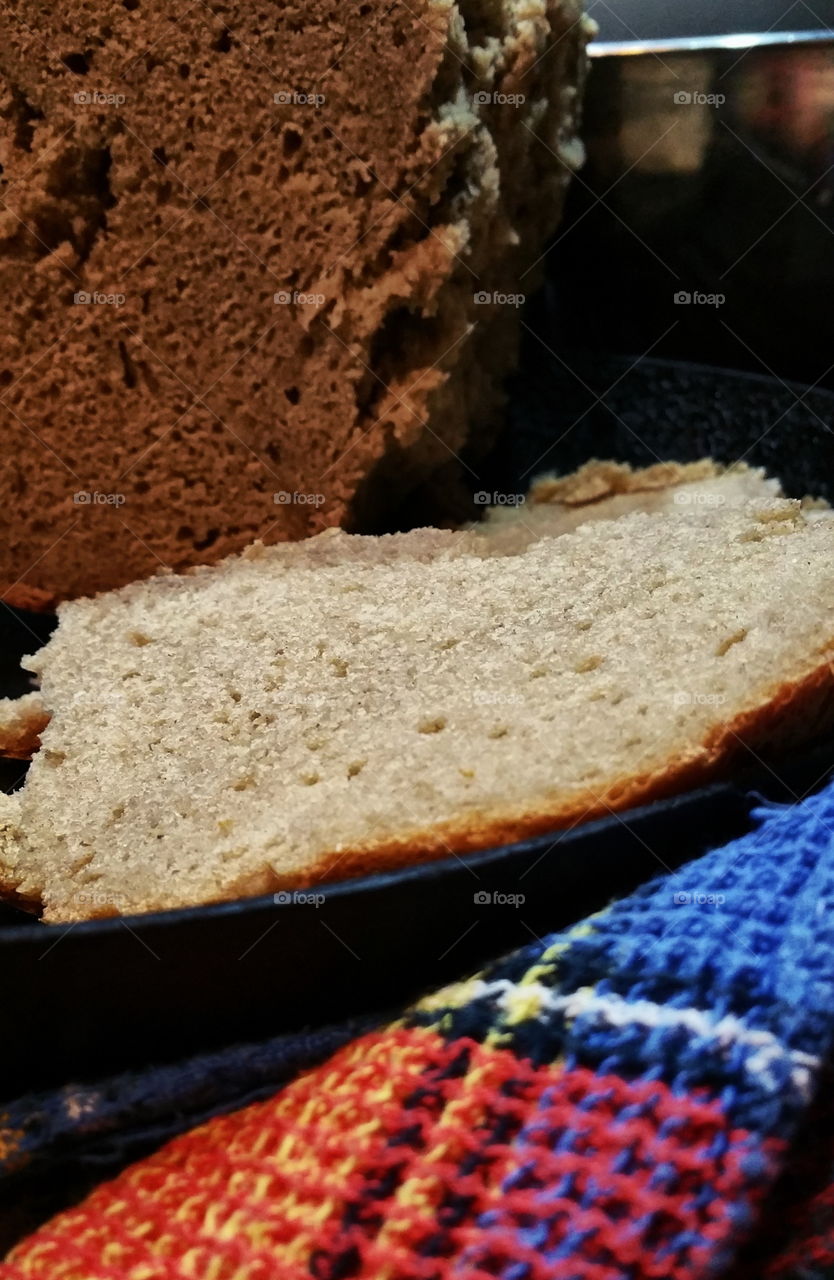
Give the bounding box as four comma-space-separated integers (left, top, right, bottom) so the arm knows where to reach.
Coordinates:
0, 694, 50, 760
255, 659, 834, 893
10, 474, 834, 923
529, 459, 722, 508
1, 584, 57, 614
94, 655, 834, 920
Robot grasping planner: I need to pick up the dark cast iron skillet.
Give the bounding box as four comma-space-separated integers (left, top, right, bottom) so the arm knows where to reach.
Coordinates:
2, 350, 834, 1101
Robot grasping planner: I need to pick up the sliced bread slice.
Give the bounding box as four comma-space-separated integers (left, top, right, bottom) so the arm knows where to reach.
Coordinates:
0, 461, 792, 755
3, 488, 834, 922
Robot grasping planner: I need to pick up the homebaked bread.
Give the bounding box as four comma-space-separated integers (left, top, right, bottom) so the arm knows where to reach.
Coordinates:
0, 460, 784, 759
0, 0, 592, 605
4, 482, 834, 922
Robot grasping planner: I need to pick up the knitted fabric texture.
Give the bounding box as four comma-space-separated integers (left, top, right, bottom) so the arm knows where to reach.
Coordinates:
4, 784, 834, 1279
0, 1016, 377, 1185
0, 1015, 382, 1253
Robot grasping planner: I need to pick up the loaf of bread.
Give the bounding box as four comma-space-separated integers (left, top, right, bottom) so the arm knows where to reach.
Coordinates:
3, 462, 834, 922
0, 0, 592, 605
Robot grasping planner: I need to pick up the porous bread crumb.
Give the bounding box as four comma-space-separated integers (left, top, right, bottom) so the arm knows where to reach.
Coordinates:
4, 485, 834, 922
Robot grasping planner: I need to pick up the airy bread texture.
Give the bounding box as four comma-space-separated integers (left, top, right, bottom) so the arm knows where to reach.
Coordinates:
0, 460, 781, 760
0, 0, 591, 605
3, 469, 834, 922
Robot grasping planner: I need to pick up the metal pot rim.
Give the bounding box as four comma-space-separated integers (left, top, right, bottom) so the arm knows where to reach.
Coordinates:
590, 29, 834, 58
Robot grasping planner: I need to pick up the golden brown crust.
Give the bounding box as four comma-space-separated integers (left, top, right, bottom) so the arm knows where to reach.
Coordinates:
30, 656, 834, 921
67, 653, 834, 921
34, 660, 834, 921
281, 657, 834, 891
0, 695, 50, 760
530, 459, 721, 508
17, 479, 834, 923
1, 584, 57, 614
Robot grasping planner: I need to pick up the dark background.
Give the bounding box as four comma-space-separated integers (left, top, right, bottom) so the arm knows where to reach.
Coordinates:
590, 0, 834, 42
544, 2, 834, 391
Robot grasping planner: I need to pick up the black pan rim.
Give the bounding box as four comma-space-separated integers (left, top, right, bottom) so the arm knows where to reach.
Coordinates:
0, 781, 737, 940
